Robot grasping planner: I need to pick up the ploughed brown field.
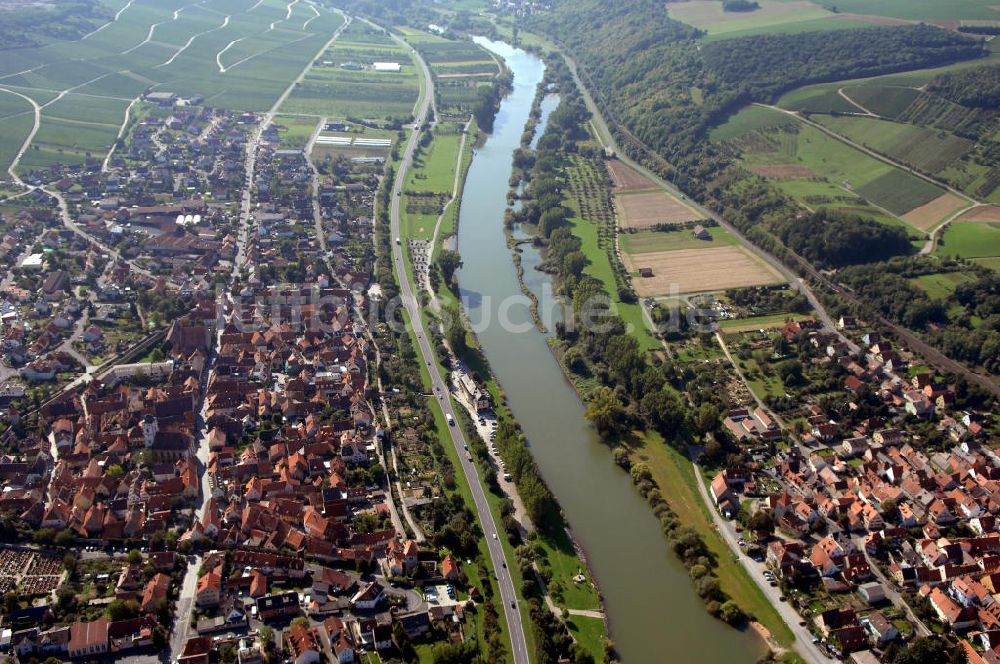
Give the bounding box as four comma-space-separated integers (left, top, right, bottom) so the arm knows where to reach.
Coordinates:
900, 192, 968, 231
616, 191, 703, 229
624, 246, 785, 296
750, 164, 816, 178
957, 205, 1000, 222
605, 158, 657, 192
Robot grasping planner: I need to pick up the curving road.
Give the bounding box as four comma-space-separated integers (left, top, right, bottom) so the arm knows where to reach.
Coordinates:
692, 465, 828, 664
385, 26, 529, 664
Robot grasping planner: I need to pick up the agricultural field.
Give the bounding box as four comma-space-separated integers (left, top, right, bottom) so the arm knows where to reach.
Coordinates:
935, 220, 1000, 261
0, 0, 350, 176
814, 0, 1000, 21
620, 226, 737, 254
0, 90, 36, 175
401, 123, 466, 242
615, 190, 704, 229
910, 271, 978, 299
401, 27, 499, 120
666, 0, 875, 39
718, 313, 814, 334
814, 115, 973, 175
281, 19, 419, 120
774, 54, 1000, 204
605, 158, 657, 192
272, 115, 319, 149
713, 105, 954, 232
624, 245, 785, 296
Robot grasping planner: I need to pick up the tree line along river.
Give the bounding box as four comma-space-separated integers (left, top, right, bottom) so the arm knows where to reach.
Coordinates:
455, 39, 766, 664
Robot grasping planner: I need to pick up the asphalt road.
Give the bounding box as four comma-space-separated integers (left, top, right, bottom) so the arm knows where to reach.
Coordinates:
385, 31, 530, 664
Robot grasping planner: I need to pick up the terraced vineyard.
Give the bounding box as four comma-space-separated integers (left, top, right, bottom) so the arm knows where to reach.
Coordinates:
281, 20, 420, 120
0, 0, 348, 174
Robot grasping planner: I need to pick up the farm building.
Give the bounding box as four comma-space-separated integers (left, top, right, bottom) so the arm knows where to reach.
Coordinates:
692, 224, 710, 240
339, 61, 363, 70
638, 267, 653, 278
145, 92, 177, 106
372, 62, 401, 72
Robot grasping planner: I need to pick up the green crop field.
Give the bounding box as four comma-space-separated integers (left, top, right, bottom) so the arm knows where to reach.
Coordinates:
0, 114, 36, 175
841, 85, 919, 119
936, 222, 1000, 259
817, 0, 1000, 20
620, 226, 738, 254
273, 115, 318, 149
667, 0, 836, 36
910, 271, 977, 299
815, 115, 972, 175
280, 34, 419, 119
402, 28, 498, 118
715, 105, 948, 227
973, 256, 1000, 273
0, 0, 350, 174
401, 125, 465, 241
854, 170, 945, 216
709, 104, 796, 141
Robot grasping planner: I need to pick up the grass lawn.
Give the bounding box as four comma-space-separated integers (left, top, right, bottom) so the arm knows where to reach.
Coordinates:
272, 115, 319, 149
402, 124, 465, 242
622, 430, 795, 647
936, 222, 1000, 259
566, 216, 661, 351
822, 0, 1000, 20
973, 256, 1000, 273
620, 226, 738, 254
565, 615, 606, 661
719, 313, 812, 333
910, 271, 977, 299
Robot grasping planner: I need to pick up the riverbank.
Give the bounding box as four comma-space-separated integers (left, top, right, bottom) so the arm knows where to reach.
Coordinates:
394, 31, 611, 663
454, 37, 762, 664
491, 18, 803, 662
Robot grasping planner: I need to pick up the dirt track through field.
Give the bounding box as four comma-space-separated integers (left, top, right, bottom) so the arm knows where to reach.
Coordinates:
616, 190, 702, 228
625, 246, 785, 295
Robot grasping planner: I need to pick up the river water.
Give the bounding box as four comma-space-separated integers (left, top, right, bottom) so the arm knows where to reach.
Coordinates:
456, 38, 764, 663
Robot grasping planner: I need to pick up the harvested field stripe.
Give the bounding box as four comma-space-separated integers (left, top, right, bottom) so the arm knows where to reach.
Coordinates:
625, 245, 785, 296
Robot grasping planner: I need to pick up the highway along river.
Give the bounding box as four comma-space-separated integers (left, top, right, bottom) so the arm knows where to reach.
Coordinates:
456, 39, 765, 663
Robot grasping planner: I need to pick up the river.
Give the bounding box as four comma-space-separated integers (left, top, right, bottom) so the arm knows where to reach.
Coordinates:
456, 38, 765, 664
